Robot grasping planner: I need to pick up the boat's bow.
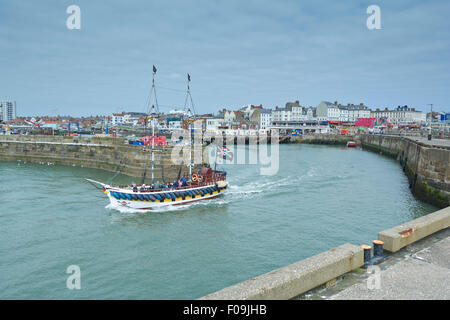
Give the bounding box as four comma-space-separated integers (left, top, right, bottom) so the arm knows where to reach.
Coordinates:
85, 178, 110, 189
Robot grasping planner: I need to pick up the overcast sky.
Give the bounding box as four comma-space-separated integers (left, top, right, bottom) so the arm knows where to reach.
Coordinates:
1, 0, 449, 116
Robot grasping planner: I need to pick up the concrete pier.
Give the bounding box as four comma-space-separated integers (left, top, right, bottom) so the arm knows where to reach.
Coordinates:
202, 207, 450, 300
0, 135, 207, 180
378, 206, 450, 252
200, 244, 363, 300
291, 134, 356, 145
327, 227, 450, 300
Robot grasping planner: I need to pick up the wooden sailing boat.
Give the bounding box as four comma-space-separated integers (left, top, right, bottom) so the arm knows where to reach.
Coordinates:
88, 67, 229, 210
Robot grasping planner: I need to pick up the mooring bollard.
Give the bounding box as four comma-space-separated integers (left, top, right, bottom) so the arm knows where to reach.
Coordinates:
373, 240, 384, 257
360, 245, 372, 265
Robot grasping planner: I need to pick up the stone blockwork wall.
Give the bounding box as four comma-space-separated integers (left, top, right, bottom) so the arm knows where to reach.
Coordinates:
361, 135, 450, 208
0, 135, 207, 181
291, 134, 358, 145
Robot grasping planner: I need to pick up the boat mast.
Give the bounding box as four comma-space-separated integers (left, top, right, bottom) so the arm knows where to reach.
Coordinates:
214, 145, 218, 182
148, 65, 160, 183
151, 111, 155, 182
184, 73, 195, 180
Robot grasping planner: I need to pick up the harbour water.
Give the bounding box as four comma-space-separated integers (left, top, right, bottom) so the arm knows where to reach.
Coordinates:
0, 144, 436, 299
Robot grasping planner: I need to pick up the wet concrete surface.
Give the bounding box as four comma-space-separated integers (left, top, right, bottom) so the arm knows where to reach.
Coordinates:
297, 227, 450, 300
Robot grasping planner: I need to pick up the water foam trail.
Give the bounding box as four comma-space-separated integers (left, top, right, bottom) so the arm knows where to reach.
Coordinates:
227, 167, 320, 201
105, 195, 230, 214
106, 167, 319, 213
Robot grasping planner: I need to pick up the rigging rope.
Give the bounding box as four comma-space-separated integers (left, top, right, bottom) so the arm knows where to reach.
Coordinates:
85, 179, 104, 190
106, 170, 121, 185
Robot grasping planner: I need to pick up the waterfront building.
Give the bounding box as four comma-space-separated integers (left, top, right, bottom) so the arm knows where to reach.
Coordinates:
305, 107, 316, 120
316, 101, 371, 123
259, 109, 273, 130
222, 109, 245, 123
205, 118, 223, 132
41, 121, 61, 130
224, 110, 237, 123
371, 106, 426, 124
273, 101, 306, 122
239, 104, 262, 121
111, 112, 125, 126
270, 119, 330, 134
347, 104, 371, 122
338, 106, 349, 122
287, 101, 307, 121
191, 114, 214, 131
0, 101, 17, 122
123, 112, 147, 126
337, 103, 371, 122
247, 108, 261, 129
316, 101, 340, 121
166, 116, 183, 129
168, 109, 191, 117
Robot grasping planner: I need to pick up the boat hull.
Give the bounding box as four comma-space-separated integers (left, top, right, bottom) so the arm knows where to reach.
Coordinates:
105, 183, 228, 210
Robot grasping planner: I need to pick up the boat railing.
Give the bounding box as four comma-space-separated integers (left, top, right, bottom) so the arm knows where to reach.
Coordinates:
111, 170, 226, 193
113, 181, 218, 193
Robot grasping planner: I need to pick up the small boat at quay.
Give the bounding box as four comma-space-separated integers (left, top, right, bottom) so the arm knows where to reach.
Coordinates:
347, 141, 356, 148
87, 167, 228, 210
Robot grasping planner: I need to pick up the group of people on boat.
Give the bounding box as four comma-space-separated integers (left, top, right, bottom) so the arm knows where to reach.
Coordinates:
122, 165, 227, 194
130, 175, 190, 193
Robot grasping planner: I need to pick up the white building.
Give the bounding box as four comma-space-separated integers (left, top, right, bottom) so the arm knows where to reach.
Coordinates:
224, 110, 237, 122
272, 107, 291, 122
305, 107, 315, 120
111, 112, 125, 126
338, 107, 349, 122
169, 109, 192, 117
206, 118, 223, 132
371, 106, 426, 124
0, 101, 17, 122
317, 101, 371, 122
347, 105, 371, 122
259, 109, 272, 130
337, 103, 371, 122
167, 118, 182, 129
316, 101, 340, 121
286, 101, 307, 121
123, 112, 146, 126
273, 101, 308, 122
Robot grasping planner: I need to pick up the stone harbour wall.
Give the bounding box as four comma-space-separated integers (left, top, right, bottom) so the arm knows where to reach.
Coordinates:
0, 135, 207, 181
360, 135, 450, 208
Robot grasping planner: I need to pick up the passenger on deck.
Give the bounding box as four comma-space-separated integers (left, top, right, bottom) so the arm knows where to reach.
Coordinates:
172, 181, 179, 189
180, 175, 188, 187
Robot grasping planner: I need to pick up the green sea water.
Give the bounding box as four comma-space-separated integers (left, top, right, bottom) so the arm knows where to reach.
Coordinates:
0, 144, 436, 299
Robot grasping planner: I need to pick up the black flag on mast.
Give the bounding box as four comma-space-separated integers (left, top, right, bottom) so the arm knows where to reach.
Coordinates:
187, 73, 191, 82
153, 65, 157, 73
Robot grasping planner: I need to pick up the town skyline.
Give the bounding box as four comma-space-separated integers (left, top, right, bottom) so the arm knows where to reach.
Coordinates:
2, 1, 450, 116
3, 98, 448, 119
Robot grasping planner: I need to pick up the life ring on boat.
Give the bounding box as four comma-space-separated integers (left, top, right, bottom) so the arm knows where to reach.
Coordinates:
197, 175, 203, 182
192, 174, 199, 182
